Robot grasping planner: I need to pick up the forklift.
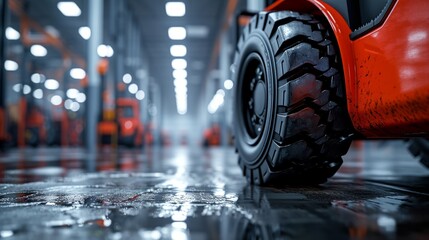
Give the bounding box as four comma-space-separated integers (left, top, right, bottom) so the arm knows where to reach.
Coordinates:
232, 0, 429, 184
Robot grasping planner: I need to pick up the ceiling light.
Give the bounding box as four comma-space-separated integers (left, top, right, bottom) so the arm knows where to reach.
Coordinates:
224, 79, 233, 90
122, 73, 132, 84
165, 2, 186, 17
172, 59, 187, 69
45, 79, 59, 90
216, 89, 225, 96
57, 2, 81, 17
66, 88, 79, 99
175, 85, 187, 94
97, 44, 114, 57
79, 26, 91, 40
30, 45, 47, 57
33, 89, 43, 99
173, 69, 187, 79
76, 93, 86, 103
6, 27, 20, 40
70, 102, 80, 112
23, 85, 31, 95
178, 109, 187, 115
70, 68, 86, 79
50, 95, 63, 106
170, 45, 186, 57
106, 45, 114, 57
4, 60, 18, 71
208, 89, 225, 114
64, 99, 73, 110
136, 90, 145, 100
168, 27, 186, 40
128, 83, 138, 94
31, 73, 44, 83
12, 84, 22, 93
174, 79, 187, 87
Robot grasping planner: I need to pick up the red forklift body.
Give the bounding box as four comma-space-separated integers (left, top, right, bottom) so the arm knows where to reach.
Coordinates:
267, 0, 429, 137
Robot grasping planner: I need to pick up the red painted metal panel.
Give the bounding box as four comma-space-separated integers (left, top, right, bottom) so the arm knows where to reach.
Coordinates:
350, 0, 429, 137
267, 0, 429, 137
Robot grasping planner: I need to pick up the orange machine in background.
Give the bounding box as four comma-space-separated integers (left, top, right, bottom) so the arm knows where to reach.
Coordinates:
116, 98, 144, 147
202, 124, 221, 147
25, 104, 46, 147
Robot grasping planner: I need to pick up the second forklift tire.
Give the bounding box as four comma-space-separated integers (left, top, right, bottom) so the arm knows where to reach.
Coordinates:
233, 11, 353, 185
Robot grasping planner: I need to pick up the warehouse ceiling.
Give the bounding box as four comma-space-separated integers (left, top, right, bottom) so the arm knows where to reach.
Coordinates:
11, 0, 231, 123
128, 0, 228, 119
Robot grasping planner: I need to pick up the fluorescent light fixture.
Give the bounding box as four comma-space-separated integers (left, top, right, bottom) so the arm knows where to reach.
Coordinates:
57, 2, 81, 17
175, 76, 187, 114
174, 84, 188, 93
6, 27, 20, 40
45, 79, 59, 90
128, 83, 138, 94
122, 73, 132, 84
224, 79, 233, 90
97, 44, 114, 57
76, 93, 86, 103
66, 88, 79, 99
70, 68, 86, 79
165, 2, 186, 17
30, 45, 47, 57
174, 79, 187, 87
208, 89, 225, 114
136, 90, 145, 100
64, 99, 73, 110
173, 69, 187, 79
23, 85, 31, 95
79, 26, 91, 40
4, 60, 18, 71
50, 95, 63, 106
170, 45, 186, 57
168, 27, 186, 40
33, 89, 43, 99
177, 108, 187, 115
12, 84, 22, 93
31, 73, 44, 83
70, 102, 80, 112
106, 45, 114, 57
0, 231, 13, 238
172, 59, 187, 69
217, 89, 225, 96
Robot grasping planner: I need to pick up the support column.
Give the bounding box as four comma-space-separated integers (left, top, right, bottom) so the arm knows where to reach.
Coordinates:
86, 0, 103, 156
0, 0, 7, 150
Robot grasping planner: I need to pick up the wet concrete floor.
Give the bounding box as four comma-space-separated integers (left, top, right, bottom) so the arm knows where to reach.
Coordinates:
1, 141, 429, 239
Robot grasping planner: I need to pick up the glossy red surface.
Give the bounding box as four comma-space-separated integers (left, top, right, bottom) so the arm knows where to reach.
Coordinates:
350, 0, 429, 137
268, 0, 429, 137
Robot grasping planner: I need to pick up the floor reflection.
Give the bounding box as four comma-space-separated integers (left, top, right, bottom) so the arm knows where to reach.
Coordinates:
0, 142, 429, 239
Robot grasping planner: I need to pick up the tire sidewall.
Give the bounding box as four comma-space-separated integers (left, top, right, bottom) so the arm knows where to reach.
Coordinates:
233, 30, 277, 168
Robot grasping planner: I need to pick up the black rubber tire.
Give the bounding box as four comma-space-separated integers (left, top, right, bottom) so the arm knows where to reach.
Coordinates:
232, 11, 354, 185
408, 138, 429, 168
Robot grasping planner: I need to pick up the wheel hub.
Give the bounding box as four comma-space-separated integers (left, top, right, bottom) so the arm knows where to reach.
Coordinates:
253, 81, 266, 117
241, 54, 267, 141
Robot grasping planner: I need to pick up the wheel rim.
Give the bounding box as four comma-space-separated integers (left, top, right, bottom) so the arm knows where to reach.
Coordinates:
241, 52, 267, 145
